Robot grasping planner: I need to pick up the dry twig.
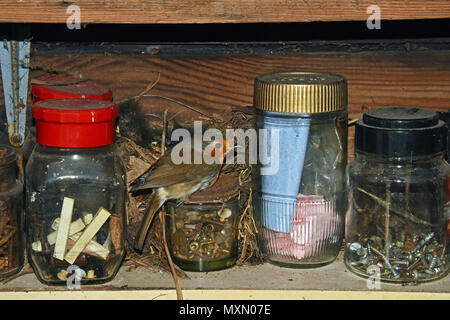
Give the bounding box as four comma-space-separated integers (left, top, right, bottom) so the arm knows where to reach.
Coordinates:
158, 109, 183, 300
2, 266, 34, 284
116, 73, 161, 104
143, 94, 212, 120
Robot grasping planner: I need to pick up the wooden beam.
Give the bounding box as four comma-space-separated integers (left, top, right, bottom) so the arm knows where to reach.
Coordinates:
27, 46, 450, 115
1, 43, 450, 157
22, 45, 450, 158
0, 1, 449, 24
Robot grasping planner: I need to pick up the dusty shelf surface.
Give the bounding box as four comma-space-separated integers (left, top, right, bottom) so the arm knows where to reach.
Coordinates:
0, 252, 448, 299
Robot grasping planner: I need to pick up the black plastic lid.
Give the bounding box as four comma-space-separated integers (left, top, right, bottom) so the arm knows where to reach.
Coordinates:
355, 107, 447, 157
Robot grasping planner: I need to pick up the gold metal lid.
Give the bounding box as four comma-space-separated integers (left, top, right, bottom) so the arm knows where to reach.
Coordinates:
253, 72, 348, 114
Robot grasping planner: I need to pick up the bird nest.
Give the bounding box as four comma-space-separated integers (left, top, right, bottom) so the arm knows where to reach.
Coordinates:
117, 107, 263, 280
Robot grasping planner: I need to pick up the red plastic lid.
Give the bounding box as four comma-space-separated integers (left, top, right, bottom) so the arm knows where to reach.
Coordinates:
32, 75, 112, 102
33, 99, 119, 148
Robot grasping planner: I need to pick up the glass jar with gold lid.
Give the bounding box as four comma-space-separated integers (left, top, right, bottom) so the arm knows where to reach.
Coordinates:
253, 72, 348, 267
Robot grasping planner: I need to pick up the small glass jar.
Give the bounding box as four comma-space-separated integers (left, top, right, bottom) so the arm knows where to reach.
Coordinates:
345, 107, 449, 283
165, 174, 240, 272
26, 99, 126, 285
0, 145, 24, 280
253, 72, 348, 268
23, 75, 113, 165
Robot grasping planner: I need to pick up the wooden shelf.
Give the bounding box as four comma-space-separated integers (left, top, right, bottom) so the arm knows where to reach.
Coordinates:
0, 0, 449, 24
0, 290, 449, 300
1, 39, 449, 299
1, 252, 449, 299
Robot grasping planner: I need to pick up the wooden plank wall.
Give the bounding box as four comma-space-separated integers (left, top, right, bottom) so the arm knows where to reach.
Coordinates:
1, 42, 450, 158
0, 0, 449, 24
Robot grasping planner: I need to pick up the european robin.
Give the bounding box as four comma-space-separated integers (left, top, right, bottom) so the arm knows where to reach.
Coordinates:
132, 138, 235, 251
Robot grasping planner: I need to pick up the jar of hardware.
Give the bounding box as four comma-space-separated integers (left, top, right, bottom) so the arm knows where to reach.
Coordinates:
253, 72, 348, 268
0, 145, 24, 280
23, 75, 113, 165
165, 174, 240, 272
26, 99, 126, 285
345, 107, 449, 283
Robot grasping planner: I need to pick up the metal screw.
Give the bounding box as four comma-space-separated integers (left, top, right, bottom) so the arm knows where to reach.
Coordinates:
428, 255, 438, 270
425, 266, 442, 276
348, 242, 369, 266
371, 246, 401, 279
412, 232, 434, 253
421, 255, 428, 266
349, 242, 368, 258
399, 252, 413, 263
390, 259, 410, 267
400, 232, 406, 247
434, 267, 443, 274
413, 270, 430, 280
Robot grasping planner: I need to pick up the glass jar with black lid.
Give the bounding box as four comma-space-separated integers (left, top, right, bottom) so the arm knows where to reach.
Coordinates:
345, 107, 449, 283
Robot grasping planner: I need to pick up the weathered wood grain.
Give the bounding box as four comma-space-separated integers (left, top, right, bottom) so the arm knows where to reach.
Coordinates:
28, 49, 450, 115
0, 0, 449, 24
1, 44, 450, 158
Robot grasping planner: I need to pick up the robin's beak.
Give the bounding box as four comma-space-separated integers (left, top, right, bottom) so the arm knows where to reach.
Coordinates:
206, 139, 243, 162
223, 139, 243, 152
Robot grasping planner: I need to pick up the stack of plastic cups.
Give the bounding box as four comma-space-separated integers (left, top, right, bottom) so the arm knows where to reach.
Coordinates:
253, 72, 348, 268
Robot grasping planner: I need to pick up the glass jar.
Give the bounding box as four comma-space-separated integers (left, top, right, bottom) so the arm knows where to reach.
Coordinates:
26, 99, 126, 285
0, 145, 24, 280
253, 72, 348, 268
23, 75, 113, 165
345, 107, 449, 283
165, 174, 240, 272
31, 75, 112, 102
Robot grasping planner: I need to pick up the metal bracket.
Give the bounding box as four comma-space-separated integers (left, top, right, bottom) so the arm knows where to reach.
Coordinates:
0, 39, 31, 147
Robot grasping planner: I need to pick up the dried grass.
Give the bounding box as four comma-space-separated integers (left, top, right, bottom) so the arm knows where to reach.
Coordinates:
120, 107, 263, 280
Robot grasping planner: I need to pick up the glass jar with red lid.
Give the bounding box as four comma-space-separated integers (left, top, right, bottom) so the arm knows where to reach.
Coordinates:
25, 99, 126, 285
31, 75, 112, 102
23, 75, 113, 164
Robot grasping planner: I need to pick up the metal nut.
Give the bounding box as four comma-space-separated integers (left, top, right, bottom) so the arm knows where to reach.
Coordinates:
189, 241, 199, 252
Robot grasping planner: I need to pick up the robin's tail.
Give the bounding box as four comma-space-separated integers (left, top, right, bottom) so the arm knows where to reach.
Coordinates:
134, 192, 164, 251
